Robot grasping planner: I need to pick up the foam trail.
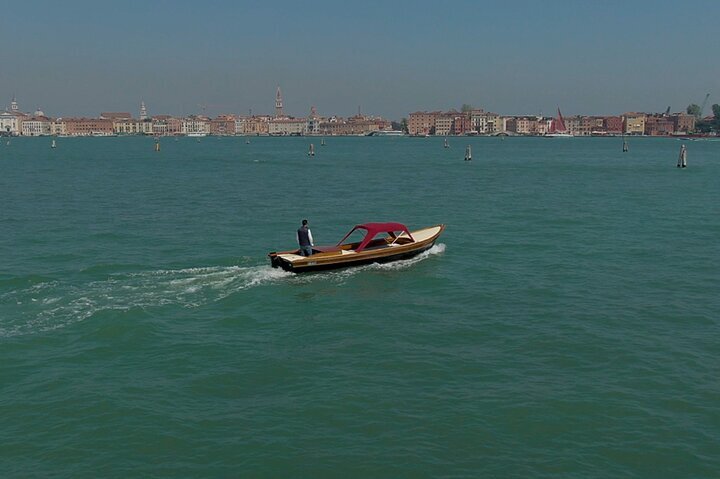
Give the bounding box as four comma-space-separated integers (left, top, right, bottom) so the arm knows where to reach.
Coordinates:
0, 265, 293, 338
2, 246, 445, 337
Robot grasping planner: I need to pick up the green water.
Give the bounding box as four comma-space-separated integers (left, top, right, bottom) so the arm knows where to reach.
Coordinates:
1, 136, 719, 477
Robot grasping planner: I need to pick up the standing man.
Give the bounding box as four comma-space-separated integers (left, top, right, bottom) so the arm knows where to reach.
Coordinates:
297, 219, 314, 256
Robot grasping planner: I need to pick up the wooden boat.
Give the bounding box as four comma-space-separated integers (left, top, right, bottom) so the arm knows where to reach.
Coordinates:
268, 222, 445, 273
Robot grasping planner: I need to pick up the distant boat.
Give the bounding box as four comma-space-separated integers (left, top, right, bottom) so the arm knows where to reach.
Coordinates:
545, 108, 573, 137
464, 145, 472, 161
51, 139, 56, 149
369, 130, 405, 137
308, 143, 315, 156
321, 138, 326, 146
187, 132, 207, 137
444, 138, 449, 148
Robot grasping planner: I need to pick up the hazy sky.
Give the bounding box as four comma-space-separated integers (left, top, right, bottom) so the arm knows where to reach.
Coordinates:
2, 0, 718, 119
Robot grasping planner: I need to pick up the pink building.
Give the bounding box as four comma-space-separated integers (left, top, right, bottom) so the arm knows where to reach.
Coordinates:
64, 118, 114, 136
210, 115, 237, 135
408, 111, 440, 135
604, 116, 623, 134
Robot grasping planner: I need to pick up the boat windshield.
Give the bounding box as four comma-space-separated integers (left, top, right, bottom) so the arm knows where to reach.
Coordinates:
336, 222, 414, 252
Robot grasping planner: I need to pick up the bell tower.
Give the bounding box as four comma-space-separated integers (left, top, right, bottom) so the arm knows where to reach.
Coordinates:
275, 86, 283, 117
140, 100, 147, 120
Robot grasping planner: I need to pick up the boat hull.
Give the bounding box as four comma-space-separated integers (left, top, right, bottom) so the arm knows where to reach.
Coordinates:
269, 224, 444, 273
273, 241, 437, 273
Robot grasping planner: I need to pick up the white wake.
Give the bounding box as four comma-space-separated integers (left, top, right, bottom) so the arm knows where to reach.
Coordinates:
1, 244, 445, 337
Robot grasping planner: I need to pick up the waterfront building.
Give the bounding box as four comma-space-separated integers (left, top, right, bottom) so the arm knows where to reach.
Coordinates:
167, 117, 182, 135
307, 106, 322, 135
50, 118, 66, 135
408, 111, 440, 135
573, 116, 594, 136
147, 115, 181, 136
588, 116, 607, 135
485, 113, 504, 133
316, 116, 388, 136
623, 113, 646, 135
470, 110, 507, 134
434, 115, 453, 136
268, 118, 308, 136
451, 114, 471, 135
234, 117, 248, 135
1, 95, 26, 135
564, 116, 581, 135
141, 119, 153, 135
181, 115, 211, 135
151, 118, 168, 136
210, 115, 237, 135
535, 117, 551, 135
0, 110, 22, 135
348, 115, 391, 134
506, 116, 534, 135
670, 113, 695, 134
21, 115, 52, 136
242, 116, 271, 135
470, 110, 487, 134
63, 118, 114, 136
644, 115, 675, 136
113, 119, 143, 135
604, 116, 623, 134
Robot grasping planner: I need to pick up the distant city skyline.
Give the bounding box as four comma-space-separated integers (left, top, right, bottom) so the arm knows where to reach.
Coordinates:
2, 0, 719, 120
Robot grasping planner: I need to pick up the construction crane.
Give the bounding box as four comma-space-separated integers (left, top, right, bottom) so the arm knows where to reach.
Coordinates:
699, 93, 710, 117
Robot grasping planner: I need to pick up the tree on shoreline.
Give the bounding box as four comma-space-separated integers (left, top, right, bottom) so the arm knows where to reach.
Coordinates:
695, 104, 720, 134
686, 103, 701, 118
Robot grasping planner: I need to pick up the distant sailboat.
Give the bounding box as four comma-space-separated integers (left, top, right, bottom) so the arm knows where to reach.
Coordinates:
545, 108, 573, 137
464, 145, 472, 161
444, 138, 449, 148
677, 144, 687, 168
308, 143, 315, 157
51, 139, 56, 149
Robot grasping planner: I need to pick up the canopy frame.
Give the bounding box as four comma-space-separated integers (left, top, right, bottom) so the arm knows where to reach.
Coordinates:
336, 222, 414, 252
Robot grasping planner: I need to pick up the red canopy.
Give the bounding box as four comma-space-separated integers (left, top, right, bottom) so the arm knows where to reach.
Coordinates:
336, 222, 414, 252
